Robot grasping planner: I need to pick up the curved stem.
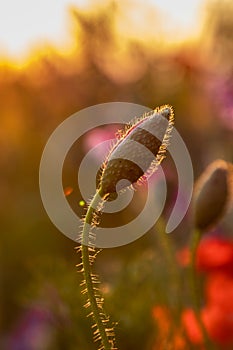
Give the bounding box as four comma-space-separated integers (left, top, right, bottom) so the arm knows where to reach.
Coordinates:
81, 188, 113, 350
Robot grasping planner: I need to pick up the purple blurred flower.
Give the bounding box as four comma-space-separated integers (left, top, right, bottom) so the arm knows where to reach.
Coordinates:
3, 304, 54, 350
207, 75, 233, 130
83, 125, 120, 162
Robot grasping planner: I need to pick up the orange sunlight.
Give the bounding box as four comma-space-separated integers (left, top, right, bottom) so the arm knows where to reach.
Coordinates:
0, 0, 205, 66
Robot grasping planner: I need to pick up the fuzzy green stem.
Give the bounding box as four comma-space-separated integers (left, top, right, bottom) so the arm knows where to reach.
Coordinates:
189, 228, 215, 350
81, 188, 113, 350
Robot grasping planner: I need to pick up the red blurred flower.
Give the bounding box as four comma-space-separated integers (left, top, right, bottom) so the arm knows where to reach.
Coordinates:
183, 305, 233, 347
196, 237, 233, 274
205, 273, 233, 310
182, 309, 203, 345
152, 306, 186, 350
205, 305, 233, 346
152, 305, 170, 336
183, 237, 233, 347
176, 246, 190, 267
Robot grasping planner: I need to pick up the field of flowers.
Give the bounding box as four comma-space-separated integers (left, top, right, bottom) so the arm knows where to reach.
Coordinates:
0, 1, 232, 349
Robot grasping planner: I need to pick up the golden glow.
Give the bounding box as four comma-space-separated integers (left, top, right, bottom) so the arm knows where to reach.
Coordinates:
0, 0, 205, 66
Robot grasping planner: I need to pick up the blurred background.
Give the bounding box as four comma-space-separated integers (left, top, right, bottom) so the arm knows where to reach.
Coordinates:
0, 0, 233, 349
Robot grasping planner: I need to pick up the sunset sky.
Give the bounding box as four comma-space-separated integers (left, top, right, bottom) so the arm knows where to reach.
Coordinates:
0, 0, 206, 60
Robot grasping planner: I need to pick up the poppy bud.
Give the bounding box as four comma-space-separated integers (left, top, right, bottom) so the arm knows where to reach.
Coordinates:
193, 159, 233, 230
97, 105, 174, 197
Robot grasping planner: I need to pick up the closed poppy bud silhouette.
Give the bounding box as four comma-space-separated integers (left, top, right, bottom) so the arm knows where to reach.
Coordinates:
193, 159, 233, 231
97, 105, 174, 198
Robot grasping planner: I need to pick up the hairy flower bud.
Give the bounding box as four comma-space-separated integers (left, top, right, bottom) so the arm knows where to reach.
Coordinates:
97, 105, 174, 197
193, 159, 233, 230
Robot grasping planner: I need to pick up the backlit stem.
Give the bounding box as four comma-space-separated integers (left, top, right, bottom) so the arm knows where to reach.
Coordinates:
81, 188, 114, 350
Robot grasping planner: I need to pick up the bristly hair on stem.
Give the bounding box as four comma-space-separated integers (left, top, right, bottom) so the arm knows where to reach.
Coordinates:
78, 188, 116, 350
78, 105, 174, 350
